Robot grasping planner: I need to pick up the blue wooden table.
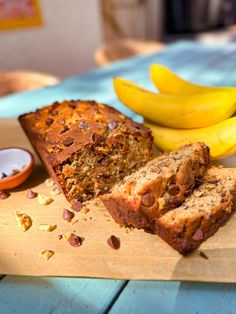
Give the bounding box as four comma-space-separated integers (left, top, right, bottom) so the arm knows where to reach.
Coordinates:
1, 41, 236, 314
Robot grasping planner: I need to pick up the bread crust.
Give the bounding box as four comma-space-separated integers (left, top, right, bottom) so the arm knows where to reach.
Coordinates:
19, 100, 153, 204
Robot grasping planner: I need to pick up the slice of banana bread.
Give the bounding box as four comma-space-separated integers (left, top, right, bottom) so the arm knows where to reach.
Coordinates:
155, 168, 236, 254
101, 142, 210, 230
19, 100, 153, 205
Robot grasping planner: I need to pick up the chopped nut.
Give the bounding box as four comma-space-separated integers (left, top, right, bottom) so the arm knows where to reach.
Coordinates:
62, 231, 73, 241
45, 177, 55, 187
38, 194, 53, 205
50, 186, 61, 196
15, 211, 32, 232
39, 224, 57, 232
39, 250, 54, 261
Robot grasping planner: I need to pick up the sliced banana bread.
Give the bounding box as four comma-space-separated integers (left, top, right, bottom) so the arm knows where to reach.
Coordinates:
155, 168, 236, 254
101, 142, 210, 230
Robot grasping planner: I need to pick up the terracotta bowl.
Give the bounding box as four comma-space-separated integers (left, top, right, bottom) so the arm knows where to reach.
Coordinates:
0, 147, 34, 190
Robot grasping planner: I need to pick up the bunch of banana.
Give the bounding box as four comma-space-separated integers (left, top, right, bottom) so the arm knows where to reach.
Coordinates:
113, 66, 236, 159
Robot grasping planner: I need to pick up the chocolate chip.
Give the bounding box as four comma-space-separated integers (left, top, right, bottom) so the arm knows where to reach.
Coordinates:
168, 184, 180, 196
63, 137, 74, 147
1, 172, 7, 179
199, 251, 208, 259
26, 189, 38, 199
107, 235, 120, 249
71, 200, 82, 212
92, 133, 103, 143
69, 101, 77, 109
0, 190, 10, 199
62, 209, 75, 221
58, 234, 63, 240
79, 121, 89, 130
49, 109, 58, 116
141, 192, 155, 207
52, 101, 60, 107
60, 125, 69, 134
46, 118, 54, 126
35, 111, 41, 119
192, 228, 203, 241
108, 121, 117, 130
69, 234, 82, 247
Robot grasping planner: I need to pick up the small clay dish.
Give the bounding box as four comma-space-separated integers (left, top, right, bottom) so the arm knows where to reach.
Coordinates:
0, 147, 34, 190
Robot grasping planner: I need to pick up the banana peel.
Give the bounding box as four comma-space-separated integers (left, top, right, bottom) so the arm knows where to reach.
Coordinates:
144, 117, 236, 159
114, 77, 236, 129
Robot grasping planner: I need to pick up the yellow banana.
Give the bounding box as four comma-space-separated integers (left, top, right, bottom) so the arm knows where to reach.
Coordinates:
150, 64, 236, 95
114, 77, 236, 129
144, 117, 236, 159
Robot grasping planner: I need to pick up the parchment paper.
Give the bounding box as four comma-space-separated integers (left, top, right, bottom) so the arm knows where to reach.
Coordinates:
1, 119, 236, 282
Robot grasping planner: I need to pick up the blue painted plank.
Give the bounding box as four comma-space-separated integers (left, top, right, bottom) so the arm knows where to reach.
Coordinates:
109, 281, 236, 314
0, 276, 126, 314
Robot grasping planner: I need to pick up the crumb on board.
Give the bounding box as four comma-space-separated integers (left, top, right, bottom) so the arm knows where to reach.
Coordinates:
50, 186, 61, 196
15, 211, 32, 232
39, 250, 54, 261
44, 177, 54, 187
39, 224, 57, 232
71, 218, 78, 226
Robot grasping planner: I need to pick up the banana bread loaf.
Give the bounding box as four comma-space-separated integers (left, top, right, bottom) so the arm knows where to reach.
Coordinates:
19, 100, 153, 205
155, 167, 236, 254
101, 142, 210, 230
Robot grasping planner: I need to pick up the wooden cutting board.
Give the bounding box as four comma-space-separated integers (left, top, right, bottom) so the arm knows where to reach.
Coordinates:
1, 118, 236, 282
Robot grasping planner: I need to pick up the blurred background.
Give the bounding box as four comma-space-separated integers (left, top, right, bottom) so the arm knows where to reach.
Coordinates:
0, 0, 236, 96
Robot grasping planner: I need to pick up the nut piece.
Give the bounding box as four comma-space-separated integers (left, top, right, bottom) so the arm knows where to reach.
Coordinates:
107, 235, 120, 250
39, 250, 54, 261
45, 177, 55, 187
39, 224, 57, 232
62, 231, 74, 241
50, 186, 61, 196
15, 211, 32, 232
38, 194, 53, 205
26, 189, 38, 199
